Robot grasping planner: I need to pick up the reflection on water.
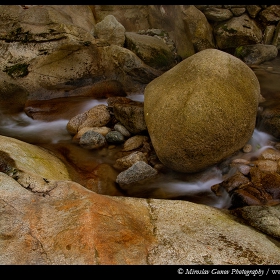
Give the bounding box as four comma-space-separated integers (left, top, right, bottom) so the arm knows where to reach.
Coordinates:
0, 56, 279, 209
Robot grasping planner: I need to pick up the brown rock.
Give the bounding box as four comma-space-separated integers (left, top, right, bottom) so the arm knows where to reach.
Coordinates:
144, 48, 260, 173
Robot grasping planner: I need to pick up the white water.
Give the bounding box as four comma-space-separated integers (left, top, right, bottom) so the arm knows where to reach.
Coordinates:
0, 112, 71, 144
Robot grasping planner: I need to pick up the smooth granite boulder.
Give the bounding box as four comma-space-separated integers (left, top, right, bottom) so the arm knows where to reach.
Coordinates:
144, 49, 260, 173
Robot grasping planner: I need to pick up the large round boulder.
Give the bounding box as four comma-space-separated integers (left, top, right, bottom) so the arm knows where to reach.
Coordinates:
144, 49, 260, 173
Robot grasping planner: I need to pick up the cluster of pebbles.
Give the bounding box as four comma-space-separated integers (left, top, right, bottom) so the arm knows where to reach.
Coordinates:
66, 96, 163, 192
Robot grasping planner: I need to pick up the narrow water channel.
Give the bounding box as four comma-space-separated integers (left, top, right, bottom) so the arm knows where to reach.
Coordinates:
0, 54, 279, 209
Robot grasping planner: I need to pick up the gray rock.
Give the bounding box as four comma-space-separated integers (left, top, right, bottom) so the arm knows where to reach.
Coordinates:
263, 25, 276, 45
105, 130, 125, 144
272, 21, 280, 49
72, 126, 111, 144
113, 100, 147, 134
246, 5, 262, 18
114, 122, 131, 137
234, 44, 278, 65
203, 7, 233, 22
116, 161, 157, 189
125, 32, 176, 71
214, 14, 262, 49
79, 130, 107, 149
181, 5, 216, 52
230, 7, 246, 17
259, 5, 280, 23
95, 15, 125, 46
231, 204, 280, 239
113, 151, 148, 171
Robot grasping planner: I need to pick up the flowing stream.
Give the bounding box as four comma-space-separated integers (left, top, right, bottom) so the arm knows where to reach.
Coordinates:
0, 54, 279, 209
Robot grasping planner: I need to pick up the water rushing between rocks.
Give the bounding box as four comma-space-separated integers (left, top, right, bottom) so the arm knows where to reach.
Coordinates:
0, 55, 279, 209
